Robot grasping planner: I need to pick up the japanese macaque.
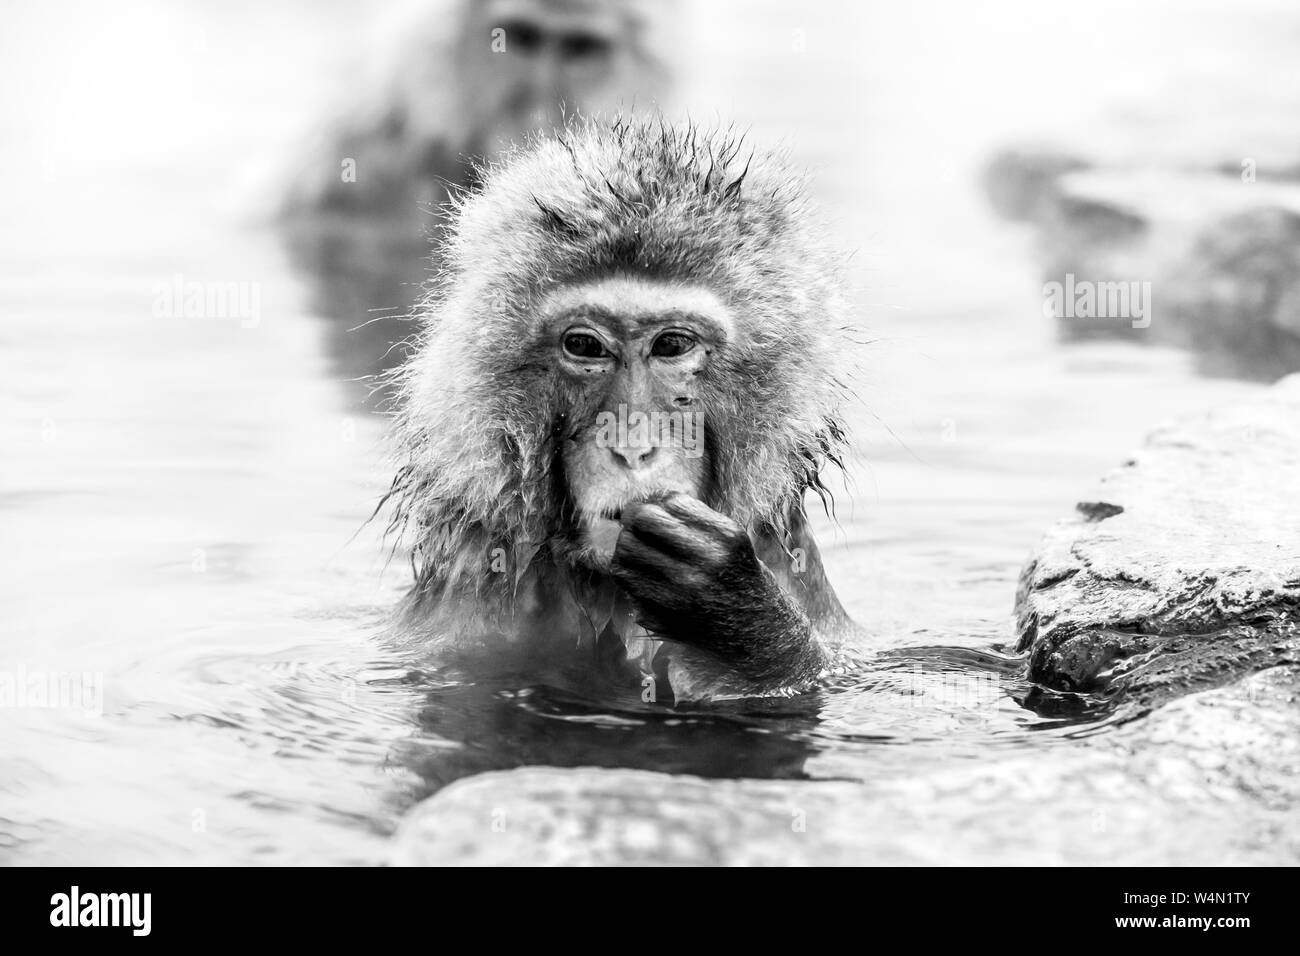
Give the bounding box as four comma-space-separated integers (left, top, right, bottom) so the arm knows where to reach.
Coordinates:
285, 0, 673, 222
279, 0, 675, 390
384, 118, 860, 702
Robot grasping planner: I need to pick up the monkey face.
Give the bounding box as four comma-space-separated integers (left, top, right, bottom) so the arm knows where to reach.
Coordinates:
542, 275, 730, 568
469, 0, 650, 160
389, 122, 851, 641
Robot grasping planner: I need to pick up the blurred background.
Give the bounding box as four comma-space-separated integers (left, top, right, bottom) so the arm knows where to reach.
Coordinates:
2, 0, 1297, 864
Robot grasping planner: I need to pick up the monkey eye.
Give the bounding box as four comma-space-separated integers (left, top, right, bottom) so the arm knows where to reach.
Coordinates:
559, 32, 613, 62
650, 331, 697, 358
562, 331, 611, 360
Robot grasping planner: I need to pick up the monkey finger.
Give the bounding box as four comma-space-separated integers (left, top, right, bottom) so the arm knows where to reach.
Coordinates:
620, 502, 725, 563
610, 563, 691, 620
657, 493, 744, 539
611, 536, 711, 611
611, 531, 688, 581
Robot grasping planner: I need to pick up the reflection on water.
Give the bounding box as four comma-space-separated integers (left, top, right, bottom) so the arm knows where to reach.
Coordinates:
280, 216, 429, 392
1, 0, 1293, 864
394, 643, 1128, 803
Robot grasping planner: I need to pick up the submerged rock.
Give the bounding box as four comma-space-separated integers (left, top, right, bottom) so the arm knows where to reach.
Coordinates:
1016, 374, 1300, 699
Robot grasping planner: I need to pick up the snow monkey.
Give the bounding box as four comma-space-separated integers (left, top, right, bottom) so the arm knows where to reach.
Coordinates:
384, 119, 860, 702
285, 0, 674, 225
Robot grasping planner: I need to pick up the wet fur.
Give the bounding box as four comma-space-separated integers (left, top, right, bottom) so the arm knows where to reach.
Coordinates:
382, 117, 855, 687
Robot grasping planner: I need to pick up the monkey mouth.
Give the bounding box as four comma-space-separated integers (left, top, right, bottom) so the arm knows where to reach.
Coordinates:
589, 491, 673, 527
591, 486, 690, 520
572, 496, 670, 570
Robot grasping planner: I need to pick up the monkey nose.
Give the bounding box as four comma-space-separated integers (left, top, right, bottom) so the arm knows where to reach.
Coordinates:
610, 443, 657, 470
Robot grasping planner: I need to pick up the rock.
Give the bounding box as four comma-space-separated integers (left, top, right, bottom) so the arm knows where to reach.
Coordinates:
391, 665, 1300, 865
1167, 205, 1300, 375
1016, 374, 1300, 698
992, 157, 1300, 376
390, 768, 869, 866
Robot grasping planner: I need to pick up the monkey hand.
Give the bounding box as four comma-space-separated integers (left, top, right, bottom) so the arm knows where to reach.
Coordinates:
610, 494, 828, 686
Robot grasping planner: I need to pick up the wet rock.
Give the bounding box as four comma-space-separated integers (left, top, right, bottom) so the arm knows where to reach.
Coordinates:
1016, 374, 1300, 698
391, 665, 1300, 866
390, 769, 868, 866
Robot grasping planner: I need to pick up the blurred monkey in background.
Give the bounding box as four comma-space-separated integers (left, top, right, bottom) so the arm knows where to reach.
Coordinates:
279, 0, 677, 389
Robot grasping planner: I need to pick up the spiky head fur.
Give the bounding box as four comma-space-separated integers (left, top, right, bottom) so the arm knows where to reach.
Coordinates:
383, 117, 853, 635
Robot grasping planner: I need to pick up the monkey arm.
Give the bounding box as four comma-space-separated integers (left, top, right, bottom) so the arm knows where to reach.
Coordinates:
610, 495, 841, 695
